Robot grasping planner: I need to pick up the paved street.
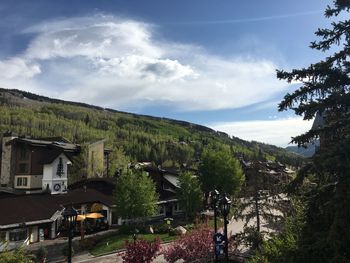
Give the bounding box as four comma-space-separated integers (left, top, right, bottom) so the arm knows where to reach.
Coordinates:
75, 253, 169, 263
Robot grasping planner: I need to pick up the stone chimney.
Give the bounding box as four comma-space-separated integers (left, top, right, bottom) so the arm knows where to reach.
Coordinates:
0, 131, 17, 187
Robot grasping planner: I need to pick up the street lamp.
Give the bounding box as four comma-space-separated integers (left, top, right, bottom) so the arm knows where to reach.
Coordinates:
219, 194, 232, 263
211, 189, 220, 233
62, 205, 78, 263
211, 189, 220, 263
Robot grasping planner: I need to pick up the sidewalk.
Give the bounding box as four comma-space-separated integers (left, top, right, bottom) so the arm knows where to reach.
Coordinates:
67, 242, 174, 263
26, 229, 119, 262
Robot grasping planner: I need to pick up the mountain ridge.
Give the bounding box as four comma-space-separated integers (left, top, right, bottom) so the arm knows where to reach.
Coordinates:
0, 88, 304, 169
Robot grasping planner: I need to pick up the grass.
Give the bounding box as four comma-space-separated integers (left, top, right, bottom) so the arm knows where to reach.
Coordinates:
90, 233, 177, 256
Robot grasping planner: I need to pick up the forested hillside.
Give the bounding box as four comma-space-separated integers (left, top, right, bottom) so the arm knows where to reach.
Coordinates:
0, 88, 303, 175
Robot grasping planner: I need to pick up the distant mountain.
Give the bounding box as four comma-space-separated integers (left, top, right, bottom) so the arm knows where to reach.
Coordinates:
0, 88, 304, 169
285, 141, 319, 158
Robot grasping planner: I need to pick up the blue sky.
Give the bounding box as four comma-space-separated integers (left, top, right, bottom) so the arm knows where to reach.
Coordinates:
0, 0, 332, 146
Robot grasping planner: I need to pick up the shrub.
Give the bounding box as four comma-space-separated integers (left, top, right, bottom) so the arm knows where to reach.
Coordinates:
162, 226, 214, 263
61, 244, 74, 258
118, 224, 136, 235
153, 224, 170, 234
35, 246, 48, 262
0, 248, 34, 263
119, 237, 161, 263
79, 238, 97, 250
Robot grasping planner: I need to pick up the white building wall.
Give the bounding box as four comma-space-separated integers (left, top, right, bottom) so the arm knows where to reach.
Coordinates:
42, 153, 69, 194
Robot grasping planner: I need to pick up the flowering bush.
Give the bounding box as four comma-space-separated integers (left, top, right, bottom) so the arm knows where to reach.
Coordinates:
162, 226, 214, 263
119, 237, 161, 263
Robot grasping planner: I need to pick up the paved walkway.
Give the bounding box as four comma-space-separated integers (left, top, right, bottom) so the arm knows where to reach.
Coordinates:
74, 252, 169, 263
70, 243, 174, 263
68, 216, 246, 263
42, 207, 277, 262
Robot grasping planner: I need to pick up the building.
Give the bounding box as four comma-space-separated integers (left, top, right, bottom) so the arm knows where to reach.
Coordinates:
0, 188, 114, 251
241, 159, 294, 194
0, 132, 110, 194
0, 132, 114, 249
143, 165, 183, 218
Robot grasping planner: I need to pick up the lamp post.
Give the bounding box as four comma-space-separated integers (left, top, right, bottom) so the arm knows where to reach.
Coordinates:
211, 189, 220, 263
219, 194, 232, 263
62, 205, 78, 263
211, 190, 220, 234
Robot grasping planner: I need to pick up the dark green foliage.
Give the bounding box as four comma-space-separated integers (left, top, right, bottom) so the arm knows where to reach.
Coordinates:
199, 146, 244, 195
177, 172, 203, 220
114, 170, 159, 220
276, 1, 350, 262
0, 88, 303, 172
62, 244, 74, 258
79, 237, 98, 250
0, 248, 34, 263
35, 246, 48, 261
248, 200, 305, 263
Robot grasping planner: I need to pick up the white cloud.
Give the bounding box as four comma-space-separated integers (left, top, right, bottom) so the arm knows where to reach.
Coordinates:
0, 58, 41, 79
0, 15, 290, 111
210, 117, 312, 147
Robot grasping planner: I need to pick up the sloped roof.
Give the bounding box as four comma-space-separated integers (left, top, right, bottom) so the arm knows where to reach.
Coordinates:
163, 174, 180, 188
7, 137, 78, 152
39, 151, 72, 165
0, 188, 113, 228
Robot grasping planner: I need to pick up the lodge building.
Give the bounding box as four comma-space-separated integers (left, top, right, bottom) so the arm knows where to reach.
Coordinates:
0, 132, 183, 250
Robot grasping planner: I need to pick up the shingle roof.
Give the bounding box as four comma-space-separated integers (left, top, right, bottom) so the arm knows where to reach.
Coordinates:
0, 188, 113, 228
7, 137, 78, 152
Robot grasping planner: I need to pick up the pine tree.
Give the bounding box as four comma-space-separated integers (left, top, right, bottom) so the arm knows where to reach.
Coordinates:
277, 1, 350, 261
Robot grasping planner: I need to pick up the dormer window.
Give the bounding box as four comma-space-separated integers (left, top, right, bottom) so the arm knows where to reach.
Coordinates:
56, 157, 64, 177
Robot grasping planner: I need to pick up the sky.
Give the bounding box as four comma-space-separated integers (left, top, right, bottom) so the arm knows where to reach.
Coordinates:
0, 0, 333, 147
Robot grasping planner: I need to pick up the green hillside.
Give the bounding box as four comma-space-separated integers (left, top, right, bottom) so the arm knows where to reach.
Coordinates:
0, 88, 303, 175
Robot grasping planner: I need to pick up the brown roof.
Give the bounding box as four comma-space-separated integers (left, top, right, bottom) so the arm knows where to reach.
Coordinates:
0, 188, 113, 228
68, 178, 116, 196
7, 138, 78, 152
0, 194, 62, 227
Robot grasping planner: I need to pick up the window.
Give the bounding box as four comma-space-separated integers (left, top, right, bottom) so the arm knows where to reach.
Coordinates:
56, 157, 64, 177
16, 177, 28, 187
17, 177, 22, 186
9, 229, 27, 242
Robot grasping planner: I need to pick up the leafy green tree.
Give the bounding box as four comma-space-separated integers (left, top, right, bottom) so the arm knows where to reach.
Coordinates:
177, 172, 203, 220
199, 147, 244, 196
277, 1, 350, 262
114, 170, 159, 221
68, 144, 88, 184
109, 146, 130, 177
